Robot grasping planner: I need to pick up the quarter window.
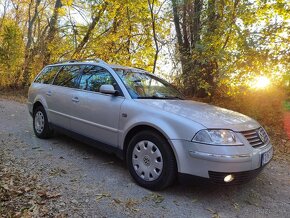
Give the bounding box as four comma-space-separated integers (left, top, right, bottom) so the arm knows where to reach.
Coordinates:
79, 65, 120, 93
53, 65, 82, 88
34, 66, 60, 84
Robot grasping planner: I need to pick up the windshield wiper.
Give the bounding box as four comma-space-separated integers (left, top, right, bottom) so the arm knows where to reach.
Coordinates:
164, 95, 184, 100
137, 95, 167, 99
137, 95, 184, 100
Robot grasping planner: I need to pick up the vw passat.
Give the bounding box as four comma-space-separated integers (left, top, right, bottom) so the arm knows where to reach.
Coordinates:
28, 59, 273, 190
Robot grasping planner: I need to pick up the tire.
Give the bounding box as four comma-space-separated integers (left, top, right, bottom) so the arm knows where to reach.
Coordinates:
33, 106, 53, 139
126, 130, 177, 190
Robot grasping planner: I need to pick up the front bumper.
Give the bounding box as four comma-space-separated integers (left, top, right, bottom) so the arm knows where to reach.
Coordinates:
208, 167, 265, 185
169, 139, 273, 183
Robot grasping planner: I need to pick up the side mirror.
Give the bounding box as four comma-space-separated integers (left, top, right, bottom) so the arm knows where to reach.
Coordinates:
99, 84, 119, 95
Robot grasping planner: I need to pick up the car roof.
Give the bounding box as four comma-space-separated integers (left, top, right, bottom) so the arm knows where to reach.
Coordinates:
47, 59, 147, 72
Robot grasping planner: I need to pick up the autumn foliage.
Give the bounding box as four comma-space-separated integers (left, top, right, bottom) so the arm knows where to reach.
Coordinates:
0, 0, 288, 95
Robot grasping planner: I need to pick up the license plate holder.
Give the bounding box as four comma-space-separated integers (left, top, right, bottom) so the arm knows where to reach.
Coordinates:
261, 148, 273, 166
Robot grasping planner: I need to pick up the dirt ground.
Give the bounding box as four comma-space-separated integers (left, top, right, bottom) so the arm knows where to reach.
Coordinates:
0, 98, 290, 217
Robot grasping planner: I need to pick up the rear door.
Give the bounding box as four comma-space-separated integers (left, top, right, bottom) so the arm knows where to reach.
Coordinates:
70, 65, 125, 146
47, 65, 82, 129
32, 65, 61, 119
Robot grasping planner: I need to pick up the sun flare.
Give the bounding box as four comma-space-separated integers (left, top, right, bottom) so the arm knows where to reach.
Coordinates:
250, 76, 271, 89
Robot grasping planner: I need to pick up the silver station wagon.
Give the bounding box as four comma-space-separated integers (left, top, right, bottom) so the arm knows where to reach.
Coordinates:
28, 59, 273, 190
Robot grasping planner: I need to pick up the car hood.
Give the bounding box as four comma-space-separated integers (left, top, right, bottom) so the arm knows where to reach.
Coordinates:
135, 99, 260, 132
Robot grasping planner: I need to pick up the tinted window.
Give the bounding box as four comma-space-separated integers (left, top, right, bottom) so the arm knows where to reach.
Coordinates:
79, 65, 120, 93
53, 65, 81, 88
35, 66, 60, 84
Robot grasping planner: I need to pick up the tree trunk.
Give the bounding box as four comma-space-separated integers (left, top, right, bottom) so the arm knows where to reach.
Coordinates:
42, 0, 62, 66
71, 3, 108, 59
148, 0, 159, 74
21, 0, 41, 87
171, 0, 189, 77
126, 6, 132, 62
193, 0, 202, 45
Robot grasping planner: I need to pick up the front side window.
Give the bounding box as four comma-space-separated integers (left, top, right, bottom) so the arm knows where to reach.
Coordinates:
53, 65, 82, 88
79, 65, 120, 93
34, 66, 60, 84
114, 68, 184, 99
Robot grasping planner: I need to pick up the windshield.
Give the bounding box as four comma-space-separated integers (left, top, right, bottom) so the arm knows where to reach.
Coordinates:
113, 68, 184, 99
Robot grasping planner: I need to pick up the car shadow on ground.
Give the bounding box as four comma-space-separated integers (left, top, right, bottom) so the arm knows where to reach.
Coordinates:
50, 132, 265, 198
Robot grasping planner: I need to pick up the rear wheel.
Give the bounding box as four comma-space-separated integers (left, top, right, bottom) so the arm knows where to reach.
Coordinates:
33, 106, 53, 138
126, 130, 177, 190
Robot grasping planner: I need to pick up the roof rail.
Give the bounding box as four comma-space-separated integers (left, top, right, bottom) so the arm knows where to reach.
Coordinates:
135, 67, 146, 71
53, 58, 107, 65
80, 58, 107, 65
53, 59, 78, 64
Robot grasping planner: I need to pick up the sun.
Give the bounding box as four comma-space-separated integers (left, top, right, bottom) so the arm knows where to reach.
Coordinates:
250, 76, 271, 89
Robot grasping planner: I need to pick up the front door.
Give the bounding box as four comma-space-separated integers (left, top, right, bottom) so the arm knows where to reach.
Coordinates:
70, 65, 125, 147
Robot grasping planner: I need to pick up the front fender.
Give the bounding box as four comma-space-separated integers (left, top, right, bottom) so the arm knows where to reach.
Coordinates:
118, 99, 205, 152
33, 95, 48, 110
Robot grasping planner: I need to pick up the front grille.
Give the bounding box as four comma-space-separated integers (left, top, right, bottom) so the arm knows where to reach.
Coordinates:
208, 167, 264, 185
240, 128, 269, 148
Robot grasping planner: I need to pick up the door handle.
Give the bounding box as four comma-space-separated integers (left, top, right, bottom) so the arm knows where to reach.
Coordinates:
72, 97, 79, 103
46, 91, 52, 96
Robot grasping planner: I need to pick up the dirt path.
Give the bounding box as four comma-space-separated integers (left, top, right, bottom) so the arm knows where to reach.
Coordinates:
0, 99, 290, 217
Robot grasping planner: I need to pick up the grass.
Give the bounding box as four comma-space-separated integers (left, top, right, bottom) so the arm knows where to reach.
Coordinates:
0, 88, 28, 103
284, 101, 290, 111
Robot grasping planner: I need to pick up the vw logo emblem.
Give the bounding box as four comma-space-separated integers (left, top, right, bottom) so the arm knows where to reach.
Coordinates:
258, 128, 266, 143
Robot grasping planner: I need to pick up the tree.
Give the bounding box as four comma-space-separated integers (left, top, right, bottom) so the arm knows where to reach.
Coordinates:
0, 19, 24, 87
21, 0, 41, 87
71, 2, 108, 58
42, 0, 63, 66
171, 0, 290, 96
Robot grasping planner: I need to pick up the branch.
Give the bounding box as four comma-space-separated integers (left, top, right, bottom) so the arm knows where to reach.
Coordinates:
72, 2, 108, 58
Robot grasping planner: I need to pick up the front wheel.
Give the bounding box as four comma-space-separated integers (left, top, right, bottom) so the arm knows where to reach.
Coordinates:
33, 106, 53, 139
126, 130, 177, 190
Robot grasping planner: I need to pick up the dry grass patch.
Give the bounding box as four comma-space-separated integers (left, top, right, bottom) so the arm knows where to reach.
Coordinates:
0, 88, 28, 103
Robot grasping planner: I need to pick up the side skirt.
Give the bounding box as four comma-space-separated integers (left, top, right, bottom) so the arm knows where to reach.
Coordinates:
50, 123, 124, 160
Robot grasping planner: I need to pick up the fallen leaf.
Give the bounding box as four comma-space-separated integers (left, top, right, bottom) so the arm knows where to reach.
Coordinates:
151, 193, 164, 204
206, 208, 215, 213
173, 200, 179, 206
47, 192, 61, 198
32, 147, 40, 149
96, 193, 111, 201
206, 208, 220, 218
131, 208, 140, 212
232, 202, 239, 209
192, 198, 198, 203
112, 198, 122, 204
24, 187, 31, 192
37, 191, 61, 199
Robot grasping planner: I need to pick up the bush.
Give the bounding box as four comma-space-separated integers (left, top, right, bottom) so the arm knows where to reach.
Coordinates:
210, 88, 288, 153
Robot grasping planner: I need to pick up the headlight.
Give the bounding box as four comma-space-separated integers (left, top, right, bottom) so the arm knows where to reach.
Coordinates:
192, 129, 243, 146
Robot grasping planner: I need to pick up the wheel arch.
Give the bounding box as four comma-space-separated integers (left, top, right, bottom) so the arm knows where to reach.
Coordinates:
32, 95, 49, 113
33, 101, 44, 114
122, 124, 179, 170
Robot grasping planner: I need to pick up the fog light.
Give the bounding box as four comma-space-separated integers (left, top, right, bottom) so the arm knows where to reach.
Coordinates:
224, 174, 234, 183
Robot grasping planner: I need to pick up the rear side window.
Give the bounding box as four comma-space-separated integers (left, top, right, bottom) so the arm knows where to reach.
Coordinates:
34, 66, 60, 84
53, 65, 82, 88
79, 65, 120, 93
